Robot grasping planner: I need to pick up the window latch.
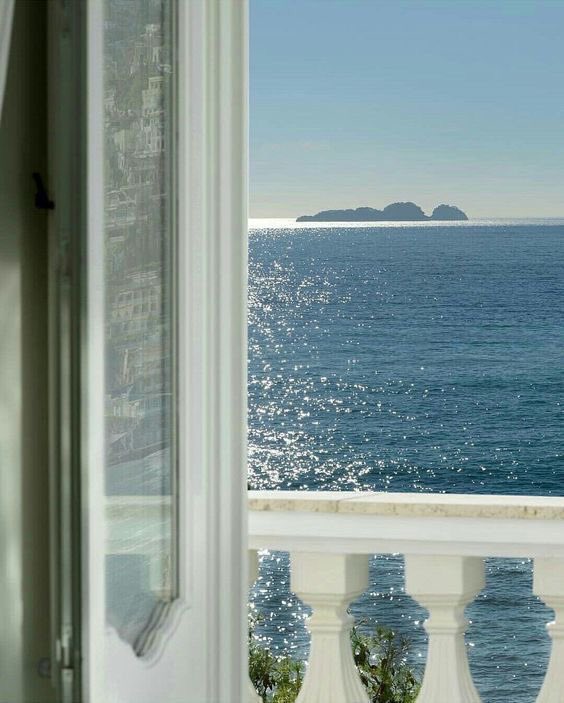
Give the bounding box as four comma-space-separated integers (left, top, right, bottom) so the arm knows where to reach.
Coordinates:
32, 172, 55, 210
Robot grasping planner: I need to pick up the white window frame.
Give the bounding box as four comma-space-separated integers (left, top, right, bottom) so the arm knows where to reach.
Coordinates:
49, 0, 249, 700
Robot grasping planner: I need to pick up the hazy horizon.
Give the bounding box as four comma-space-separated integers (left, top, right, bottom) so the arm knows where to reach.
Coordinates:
251, 0, 564, 219
249, 214, 564, 224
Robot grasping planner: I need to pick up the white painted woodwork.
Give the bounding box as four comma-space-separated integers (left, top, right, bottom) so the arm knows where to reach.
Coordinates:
82, 1, 249, 701
405, 555, 484, 703
290, 553, 370, 703
248, 550, 261, 703
534, 559, 564, 703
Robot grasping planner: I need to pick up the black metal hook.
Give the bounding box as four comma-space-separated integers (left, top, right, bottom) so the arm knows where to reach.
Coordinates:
32, 172, 55, 210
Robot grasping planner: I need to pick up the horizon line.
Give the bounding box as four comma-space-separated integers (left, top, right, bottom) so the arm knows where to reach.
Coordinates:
249, 215, 564, 221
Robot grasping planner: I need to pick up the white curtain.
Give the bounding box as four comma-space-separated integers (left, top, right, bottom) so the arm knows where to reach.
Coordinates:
0, 0, 14, 122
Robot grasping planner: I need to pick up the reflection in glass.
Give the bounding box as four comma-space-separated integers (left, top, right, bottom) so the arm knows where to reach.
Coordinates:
103, 0, 176, 656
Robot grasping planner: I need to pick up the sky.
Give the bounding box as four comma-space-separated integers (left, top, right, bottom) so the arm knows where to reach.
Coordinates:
250, 0, 564, 218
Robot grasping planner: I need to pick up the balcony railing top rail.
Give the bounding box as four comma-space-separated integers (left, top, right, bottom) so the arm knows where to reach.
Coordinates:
249, 489, 564, 519
249, 489, 564, 559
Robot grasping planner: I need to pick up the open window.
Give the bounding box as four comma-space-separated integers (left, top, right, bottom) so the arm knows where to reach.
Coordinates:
47, 1, 249, 701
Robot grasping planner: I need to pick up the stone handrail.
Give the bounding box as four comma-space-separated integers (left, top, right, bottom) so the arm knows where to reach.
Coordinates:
248, 490, 564, 703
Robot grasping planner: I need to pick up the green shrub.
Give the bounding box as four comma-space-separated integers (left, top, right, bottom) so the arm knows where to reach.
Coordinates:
351, 624, 420, 703
249, 615, 419, 703
249, 614, 304, 702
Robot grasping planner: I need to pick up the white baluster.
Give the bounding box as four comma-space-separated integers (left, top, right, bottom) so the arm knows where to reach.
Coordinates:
290, 552, 370, 703
534, 558, 564, 703
405, 555, 484, 703
248, 549, 262, 703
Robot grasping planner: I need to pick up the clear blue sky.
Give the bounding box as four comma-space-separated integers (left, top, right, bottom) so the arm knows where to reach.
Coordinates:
251, 0, 564, 218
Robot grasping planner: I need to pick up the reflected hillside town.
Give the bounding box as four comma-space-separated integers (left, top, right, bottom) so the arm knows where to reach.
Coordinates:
103, 0, 176, 655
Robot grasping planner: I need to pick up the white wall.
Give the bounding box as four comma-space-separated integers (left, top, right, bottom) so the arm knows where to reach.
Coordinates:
0, 1, 53, 701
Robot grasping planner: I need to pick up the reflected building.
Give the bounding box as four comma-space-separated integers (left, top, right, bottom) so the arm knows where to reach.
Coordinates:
103, 0, 176, 654
104, 0, 173, 494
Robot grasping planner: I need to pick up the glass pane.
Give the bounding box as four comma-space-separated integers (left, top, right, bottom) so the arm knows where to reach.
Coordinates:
103, 0, 176, 656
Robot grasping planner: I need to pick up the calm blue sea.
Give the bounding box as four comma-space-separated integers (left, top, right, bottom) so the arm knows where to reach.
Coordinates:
248, 220, 564, 703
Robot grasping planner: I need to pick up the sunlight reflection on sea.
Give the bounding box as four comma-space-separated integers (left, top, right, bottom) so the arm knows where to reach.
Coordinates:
248, 222, 564, 703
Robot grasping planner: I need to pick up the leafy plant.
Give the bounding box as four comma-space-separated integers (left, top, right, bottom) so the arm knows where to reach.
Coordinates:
248, 614, 304, 703
249, 614, 419, 703
351, 624, 420, 703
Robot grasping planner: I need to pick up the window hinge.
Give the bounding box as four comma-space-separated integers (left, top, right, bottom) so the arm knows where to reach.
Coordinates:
56, 626, 76, 700
56, 626, 74, 672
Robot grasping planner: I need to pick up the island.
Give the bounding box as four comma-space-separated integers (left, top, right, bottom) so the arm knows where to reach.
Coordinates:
296, 202, 468, 222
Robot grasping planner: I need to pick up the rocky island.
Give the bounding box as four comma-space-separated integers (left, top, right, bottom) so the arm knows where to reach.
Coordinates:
296, 202, 468, 222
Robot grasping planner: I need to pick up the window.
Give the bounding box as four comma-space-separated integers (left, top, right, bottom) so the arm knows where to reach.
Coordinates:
103, 0, 177, 656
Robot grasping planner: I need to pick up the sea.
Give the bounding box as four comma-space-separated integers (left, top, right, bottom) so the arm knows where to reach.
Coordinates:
248, 219, 564, 703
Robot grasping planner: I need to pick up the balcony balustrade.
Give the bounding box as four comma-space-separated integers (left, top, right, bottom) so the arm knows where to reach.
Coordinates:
248, 491, 564, 703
